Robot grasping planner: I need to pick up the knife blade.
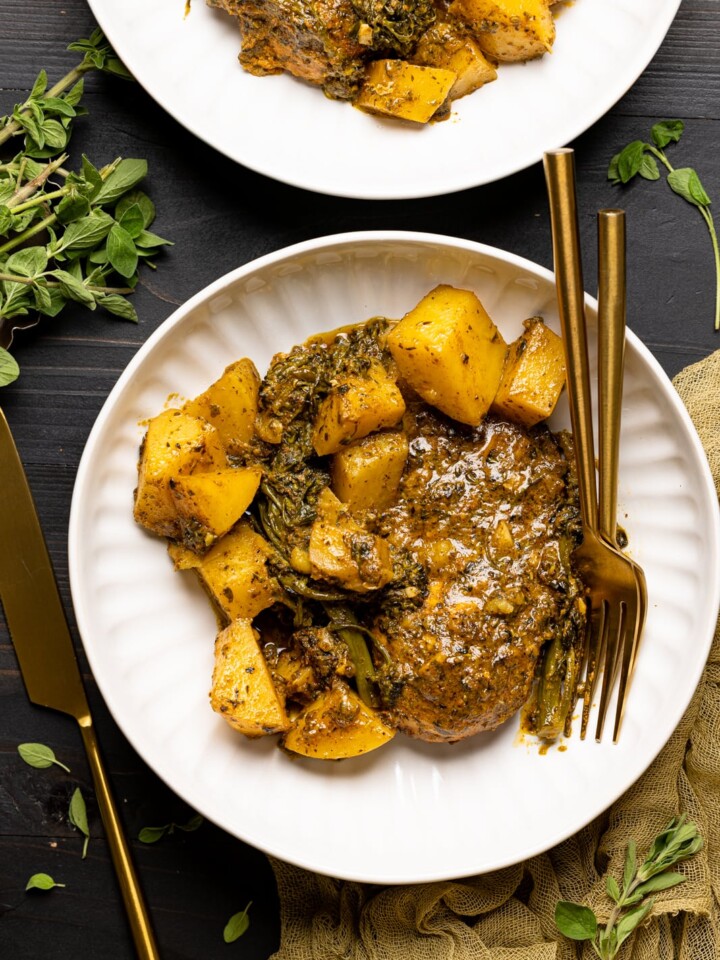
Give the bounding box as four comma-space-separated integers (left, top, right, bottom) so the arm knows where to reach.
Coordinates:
0, 406, 159, 960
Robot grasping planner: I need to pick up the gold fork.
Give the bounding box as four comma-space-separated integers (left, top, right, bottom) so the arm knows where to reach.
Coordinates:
596, 209, 648, 742
543, 149, 645, 743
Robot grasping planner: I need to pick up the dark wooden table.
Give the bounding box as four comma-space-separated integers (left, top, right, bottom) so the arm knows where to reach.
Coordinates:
1, 1, 718, 957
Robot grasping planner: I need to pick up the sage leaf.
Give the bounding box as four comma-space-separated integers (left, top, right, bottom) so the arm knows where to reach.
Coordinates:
638, 154, 660, 181
107, 223, 138, 277
668, 168, 711, 208
116, 189, 155, 229
634, 871, 686, 898
223, 902, 252, 943
94, 158, 148, 206
117, 203, 145, 240
615, 901, 654, 950
138, 825, 171, 844
623, 839, 636, 892
554, 901, 597, 941
135, 229, 173, 249
651, 119, 684, 149
68, 787, 90, 858
17, 742, 71, 772
96, 294, 138, 322
0, 349, 20, 386
6, 247, 48, 279
30, 69, 48, 100
606, 875, 621, 903
177, 814, 203, 833
50, 269, 95, 308
617, 141, 647, 184
26, 873, 65, 891
60, 209, 114, 252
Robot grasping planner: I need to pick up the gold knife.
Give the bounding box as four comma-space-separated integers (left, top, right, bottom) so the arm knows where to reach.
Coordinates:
0, 407, 160, 960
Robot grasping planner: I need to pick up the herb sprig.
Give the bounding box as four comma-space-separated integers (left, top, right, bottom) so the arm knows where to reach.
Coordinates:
0, 29, 171, 386
555, 815, 703, 959
138, 814, 204, 844
609, 120, 719, 331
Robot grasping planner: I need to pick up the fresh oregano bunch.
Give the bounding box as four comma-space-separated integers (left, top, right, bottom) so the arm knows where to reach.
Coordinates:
555, 815, 703, 959
608, 120, 719, 331
0, 28, 171, 386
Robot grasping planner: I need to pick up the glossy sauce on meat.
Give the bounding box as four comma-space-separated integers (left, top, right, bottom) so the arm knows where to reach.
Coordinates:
373, 403, 583, 742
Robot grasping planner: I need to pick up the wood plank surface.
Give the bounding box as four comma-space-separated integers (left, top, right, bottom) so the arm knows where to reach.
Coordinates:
0, 0, 719, 957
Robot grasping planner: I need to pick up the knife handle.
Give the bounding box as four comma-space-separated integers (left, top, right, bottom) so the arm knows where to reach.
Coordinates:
79, 720, 160, 959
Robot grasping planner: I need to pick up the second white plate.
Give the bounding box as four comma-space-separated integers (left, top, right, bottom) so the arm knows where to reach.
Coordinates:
68, 232, 719, 883
87, 0, 681, 199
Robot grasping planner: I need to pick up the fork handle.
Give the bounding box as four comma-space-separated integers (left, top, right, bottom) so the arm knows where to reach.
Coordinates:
544, 149, 598, 527
597, 210, 626, 545
79, 719, 161, 959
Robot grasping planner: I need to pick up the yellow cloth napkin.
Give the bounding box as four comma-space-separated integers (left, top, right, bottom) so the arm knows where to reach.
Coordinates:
269, 349, 720, 960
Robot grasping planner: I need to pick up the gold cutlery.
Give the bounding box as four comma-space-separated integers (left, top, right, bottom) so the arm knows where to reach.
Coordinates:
596, 209, 648, 742
0, 407, 160, 959
543, 148, 647, 743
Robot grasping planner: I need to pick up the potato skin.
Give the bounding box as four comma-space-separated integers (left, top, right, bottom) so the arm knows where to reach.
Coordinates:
133, 410, 226, 539
282, 681, 395, 759
211, 619, 289, 737
449, 0, 556, 62
492, 317, 566, 426
386, 284, 507, 426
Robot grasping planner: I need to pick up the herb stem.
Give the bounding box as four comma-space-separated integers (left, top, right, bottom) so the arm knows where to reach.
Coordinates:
0, 212, 57, 255
0, 63, 91, 147
647, 145, 673, 174
11, 187, 67, 214
7, 154, 69, 208
697, 205, 720, 330
0, 273, 133, 295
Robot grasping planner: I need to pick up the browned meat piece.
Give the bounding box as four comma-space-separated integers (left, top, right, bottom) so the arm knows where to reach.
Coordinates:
373, 406, 583, 742
209, 0, 367, 100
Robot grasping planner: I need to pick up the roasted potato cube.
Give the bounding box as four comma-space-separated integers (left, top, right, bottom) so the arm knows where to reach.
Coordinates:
308, 488, 394, 592
170, 466, 262, 551
386, 284, 508, 426
282, 681, 395, 759
492, 317, 566, 426
170, 520, 279, 621
211, 619, 289, 737
133, 409, 226, 539
412, 20, 497, 99
449, 0, 555, 62
183, 358, 260, 454
331, 431, 409, 512
312, 362, 405, 456
355, 60, 456, 124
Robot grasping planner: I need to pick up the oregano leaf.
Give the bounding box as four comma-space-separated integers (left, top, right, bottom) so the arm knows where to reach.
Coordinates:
223, 902, 252, 943
554, 901, 597, 941
26, 873, 65, 892
17, 742, 71, 772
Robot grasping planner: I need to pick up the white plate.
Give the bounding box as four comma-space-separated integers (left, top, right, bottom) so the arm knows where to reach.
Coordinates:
86, 0, 681, 199
69, 232, 720, 883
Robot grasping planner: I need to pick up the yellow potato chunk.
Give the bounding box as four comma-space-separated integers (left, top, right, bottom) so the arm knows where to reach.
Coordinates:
283, 681, 395, 759
170, 520, 279, 621
312, 362, 405, 456
331, 431, 409, 512
386, 284, 508, 426
183, 358, 260, 454
133, 409, 226, 539
449, 0, 555, 62
308, 488, 394, 592
412, 20, 498, 99
355, 60, 456, 124
492, 317, 566, 426
211, 619, 289, 737
170, 466, 262, 551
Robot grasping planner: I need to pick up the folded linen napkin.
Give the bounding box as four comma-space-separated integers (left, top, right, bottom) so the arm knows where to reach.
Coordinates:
269, 349, 720, 960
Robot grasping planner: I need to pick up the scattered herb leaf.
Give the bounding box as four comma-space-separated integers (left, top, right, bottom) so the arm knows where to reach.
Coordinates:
68, 787, 90, 859
0, 30, 172, 384
608, 121, 719, 331
138, 813, 204, 844
26, 873, 66, 892
17, 742, 71, 773
555, 815, 702, 959
223, 902, 252, 943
